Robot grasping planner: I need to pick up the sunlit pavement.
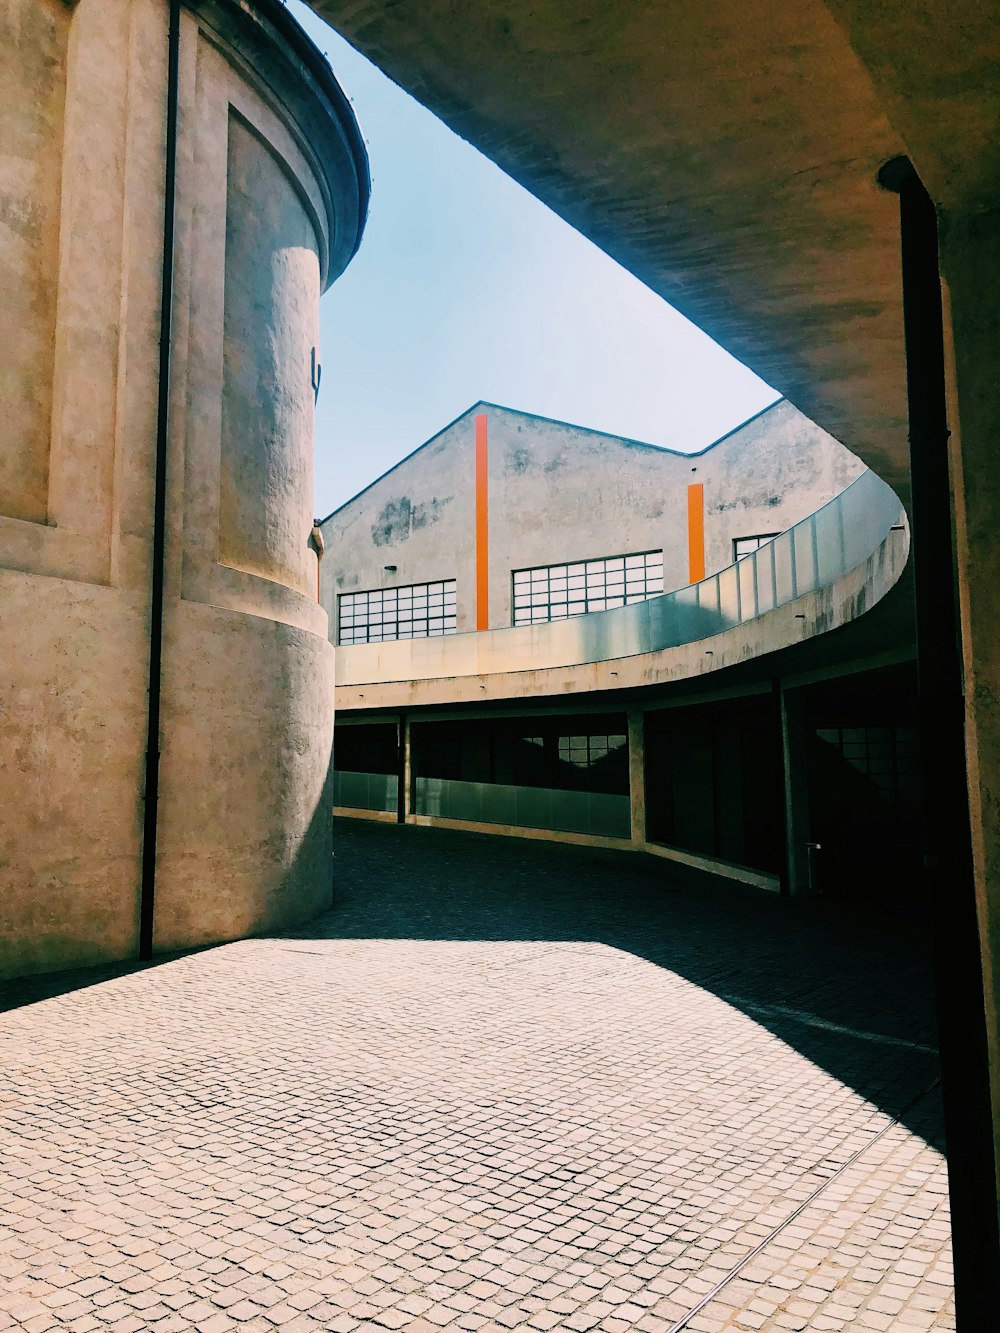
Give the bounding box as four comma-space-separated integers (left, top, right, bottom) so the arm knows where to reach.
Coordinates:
0, 821, 954, 1332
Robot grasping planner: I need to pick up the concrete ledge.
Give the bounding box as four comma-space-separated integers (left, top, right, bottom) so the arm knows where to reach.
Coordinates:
645, 841, 781, 892
333, 806, 397, 824
332, 808, 780, 890
406, 813, 632, 851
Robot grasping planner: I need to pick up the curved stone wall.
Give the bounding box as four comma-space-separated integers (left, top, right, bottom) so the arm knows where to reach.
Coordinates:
0, 0, 368, 975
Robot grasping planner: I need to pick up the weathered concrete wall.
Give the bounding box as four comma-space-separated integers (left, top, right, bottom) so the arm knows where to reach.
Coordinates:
0, 0, 366, 978
322, 420, 474, 630
696, 404, 864, 575
320, 399, 864, 639
0, 0, 153, 978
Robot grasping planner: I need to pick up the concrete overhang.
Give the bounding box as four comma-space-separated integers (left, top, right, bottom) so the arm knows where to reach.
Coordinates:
309, 0, 1000, 510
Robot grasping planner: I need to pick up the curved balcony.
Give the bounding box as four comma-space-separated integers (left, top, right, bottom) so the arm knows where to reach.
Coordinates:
335, 468, 908, 707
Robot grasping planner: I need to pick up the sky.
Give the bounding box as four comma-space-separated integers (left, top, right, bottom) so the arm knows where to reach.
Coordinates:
288, 2, 779, 519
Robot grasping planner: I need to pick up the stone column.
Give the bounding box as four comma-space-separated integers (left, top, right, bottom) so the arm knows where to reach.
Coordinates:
939, 204, 1000, 1219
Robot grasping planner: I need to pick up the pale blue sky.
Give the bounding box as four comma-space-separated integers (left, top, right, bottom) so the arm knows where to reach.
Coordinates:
288, 2, 779, 519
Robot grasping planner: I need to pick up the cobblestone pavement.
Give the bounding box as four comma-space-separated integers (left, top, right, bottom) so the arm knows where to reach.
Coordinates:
0, 821, 954, 1331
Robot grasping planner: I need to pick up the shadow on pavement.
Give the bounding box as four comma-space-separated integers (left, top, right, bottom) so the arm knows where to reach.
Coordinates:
0, 817, 943, 1155
0, 947, 205, 1016
290, 818, 944, 1152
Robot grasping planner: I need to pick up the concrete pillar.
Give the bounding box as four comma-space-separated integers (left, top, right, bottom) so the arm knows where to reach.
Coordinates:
0, 0, 367, 976
397, 714, 413, 823
939, 204, 1000, 1226
627, 709, 646, 847
779, 685, 812, 894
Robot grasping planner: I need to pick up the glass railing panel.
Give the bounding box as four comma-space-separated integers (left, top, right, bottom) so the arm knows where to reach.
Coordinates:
755, 542, 778, 616
333, 769, 397, 812
585, 792, 632, 838
413, 777, 630, 838
514, 784, 555, 830
697, 575, 721, 619
814, 489, 846, 586
665, 582, 706, 649
413, 775, 441, 818
792, 514, 820, 599
839, 469, 870, 571
773, 531, 796, 605
840, 468, 902, 568
717, 564, 741, 629
737, 555, 758, 621
481, 781, 518, 826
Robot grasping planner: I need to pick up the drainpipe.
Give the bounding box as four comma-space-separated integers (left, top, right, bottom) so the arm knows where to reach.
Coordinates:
139, 0, 182, 961
879, 155, 1000, 1327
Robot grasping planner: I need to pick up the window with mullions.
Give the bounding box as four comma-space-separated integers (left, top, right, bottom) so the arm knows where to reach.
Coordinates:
557, 734, 627, 769
733, 533, 780, 561
512, 550, 663, 626
339, 579, 457, 645
814, 726, 922, 812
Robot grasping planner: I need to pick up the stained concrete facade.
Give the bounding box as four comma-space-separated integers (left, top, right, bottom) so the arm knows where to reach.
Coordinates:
320, 399, 864, 641
0, 0, 367, 977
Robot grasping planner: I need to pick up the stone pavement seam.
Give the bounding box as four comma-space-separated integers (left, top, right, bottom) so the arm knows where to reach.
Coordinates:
661, 1077, 943, 1332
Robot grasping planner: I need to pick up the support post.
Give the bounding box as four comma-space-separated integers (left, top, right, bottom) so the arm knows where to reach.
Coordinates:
397, 714, 412, 824
939, 198, 1000, 1237
627, 709, 646, 847
779, 684, 811, 894
880, 155, 1000, 1327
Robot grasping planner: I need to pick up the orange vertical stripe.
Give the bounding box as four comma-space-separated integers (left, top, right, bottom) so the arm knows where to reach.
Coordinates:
687, 482, 705, 583
475, 414, 489, 629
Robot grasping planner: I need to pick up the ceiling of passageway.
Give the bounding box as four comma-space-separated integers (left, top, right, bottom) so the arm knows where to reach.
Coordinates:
309, 0, 1000, 509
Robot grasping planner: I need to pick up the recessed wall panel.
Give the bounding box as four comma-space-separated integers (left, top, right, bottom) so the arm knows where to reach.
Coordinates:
218, 113, 319, 594
0, 0, 69, 524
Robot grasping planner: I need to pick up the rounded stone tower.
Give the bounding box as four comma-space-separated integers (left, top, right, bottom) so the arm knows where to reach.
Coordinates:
0, 0, 369, 975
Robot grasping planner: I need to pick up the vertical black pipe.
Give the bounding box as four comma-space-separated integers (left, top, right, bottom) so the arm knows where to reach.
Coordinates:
139, 0, 182, 961
879, 155, 1000, 1326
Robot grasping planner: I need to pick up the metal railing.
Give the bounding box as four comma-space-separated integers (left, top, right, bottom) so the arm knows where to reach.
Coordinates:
336, 468, 906, 687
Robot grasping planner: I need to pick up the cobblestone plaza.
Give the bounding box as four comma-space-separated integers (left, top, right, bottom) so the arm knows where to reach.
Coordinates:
0, 823, 954, 1331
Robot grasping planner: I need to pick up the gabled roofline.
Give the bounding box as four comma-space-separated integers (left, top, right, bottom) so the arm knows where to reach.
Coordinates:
317, 401, 489, 525
317, 395, 785, 526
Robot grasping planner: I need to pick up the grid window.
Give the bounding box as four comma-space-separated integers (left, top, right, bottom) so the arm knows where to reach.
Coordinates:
557, 734, 627, 769
512, 551, 662, 626
339, 579, 458, 645
814, 726, 922, 810
733, 533, 780, 561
